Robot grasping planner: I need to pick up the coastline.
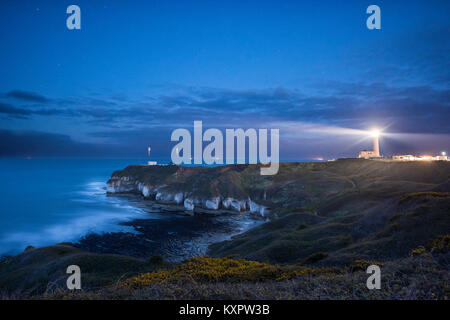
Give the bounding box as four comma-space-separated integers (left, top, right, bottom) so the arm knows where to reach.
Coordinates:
1, 159, 449, 299
5, 159, 449, 263
75, 193, 265, 262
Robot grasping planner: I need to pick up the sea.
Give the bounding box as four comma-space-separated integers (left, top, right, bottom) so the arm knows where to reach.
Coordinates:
0, 158, 263, 259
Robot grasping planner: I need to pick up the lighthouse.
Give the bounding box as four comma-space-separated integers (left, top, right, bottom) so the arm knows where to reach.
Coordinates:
372, 130, 380, 157
147, 147, 157, 166
358, 129, 382, 159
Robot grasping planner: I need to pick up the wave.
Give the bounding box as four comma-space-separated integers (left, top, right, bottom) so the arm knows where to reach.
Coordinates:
0, 181, 152, 255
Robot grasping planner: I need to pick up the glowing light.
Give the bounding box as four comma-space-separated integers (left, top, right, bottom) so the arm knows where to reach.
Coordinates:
442, 151, 447, 156
370, 129, 380, 137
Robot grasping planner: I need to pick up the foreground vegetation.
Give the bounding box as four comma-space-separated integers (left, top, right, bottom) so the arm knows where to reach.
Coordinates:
1, 236, 448, 299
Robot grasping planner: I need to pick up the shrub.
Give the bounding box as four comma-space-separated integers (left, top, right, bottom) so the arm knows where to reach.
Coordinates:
409, 235, 450, 256
427, 235, 450, 253
410, 246, 427, 257
121, 256, 342, 288
350, 260, 384, 272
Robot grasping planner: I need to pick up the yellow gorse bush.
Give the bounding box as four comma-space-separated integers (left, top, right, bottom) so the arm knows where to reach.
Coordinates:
409, 235, 450, 256
427, 235, 450, 253
410, 246, 427, 257
121, 256, 342, 288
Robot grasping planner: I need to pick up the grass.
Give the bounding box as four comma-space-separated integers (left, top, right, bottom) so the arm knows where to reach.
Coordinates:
208, 165, 450, 265
121, 256, 342, 289
0, 244, 170, 296
37, 249, 450, 300
1, 235, 448, 300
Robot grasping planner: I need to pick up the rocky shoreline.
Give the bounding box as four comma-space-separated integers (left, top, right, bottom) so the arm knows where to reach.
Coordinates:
76, 193, 265, 261
74, 164, 275, 261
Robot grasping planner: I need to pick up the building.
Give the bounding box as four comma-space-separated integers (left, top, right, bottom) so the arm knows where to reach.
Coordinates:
358, 130, 382, 159
392, 154, 449, 161
356, 128, 448, 161
392, 155, 415, 161
147, 147, 157, 166
358, 150, 379, 159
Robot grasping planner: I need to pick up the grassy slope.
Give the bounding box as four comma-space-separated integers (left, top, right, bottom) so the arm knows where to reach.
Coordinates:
111, 159, 449, 206
46, 251, 450, 300
0, 244, 169, 296
208, 160, 450, 265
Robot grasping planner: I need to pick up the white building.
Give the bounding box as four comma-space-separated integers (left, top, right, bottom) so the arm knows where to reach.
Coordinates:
358, 131, 382, 159
392, 154, 449, 161
147, 147, 157, 166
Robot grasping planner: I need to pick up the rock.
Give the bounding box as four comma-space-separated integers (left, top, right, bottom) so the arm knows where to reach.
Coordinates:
106, 176, 136, 193
222, 197, 247, 212
106, 168, 268, 216
174, 192, 184, 204
222, 197, 232, 209
142, 185, 150, 197
156, 191, 177, 203
248, 198, 267, 216
184, 198, 195, 211
205, 197, 221, 210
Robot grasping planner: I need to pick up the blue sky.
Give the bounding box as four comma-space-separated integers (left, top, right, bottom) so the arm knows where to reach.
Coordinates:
0, 0, 449, 159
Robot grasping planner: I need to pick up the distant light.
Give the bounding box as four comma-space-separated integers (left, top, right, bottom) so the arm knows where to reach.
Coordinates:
370, 129, 380, 137
442, 151, 447, 156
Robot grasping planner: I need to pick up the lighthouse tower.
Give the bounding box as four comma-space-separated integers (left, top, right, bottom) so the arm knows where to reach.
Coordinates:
147, 147, 157, 166
372, 132, 380, 157
358, 129, 382, 159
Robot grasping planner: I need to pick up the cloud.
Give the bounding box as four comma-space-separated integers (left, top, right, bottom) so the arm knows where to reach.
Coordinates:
0, 102, 64, 118
0, 129, 124, 157
0, 102, 31, 116
6, 90, 49, 103
1, 81, 448, 158
3, 82, 448, 135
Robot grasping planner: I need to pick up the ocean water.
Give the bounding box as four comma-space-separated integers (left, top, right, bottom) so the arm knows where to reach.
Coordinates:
0, 158, 154, 256
0, 158, 264, 259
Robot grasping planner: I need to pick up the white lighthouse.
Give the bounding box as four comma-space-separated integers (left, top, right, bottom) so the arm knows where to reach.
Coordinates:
358, 129, 382, 159
372, 130, 380, 157
147, 147, 157, 166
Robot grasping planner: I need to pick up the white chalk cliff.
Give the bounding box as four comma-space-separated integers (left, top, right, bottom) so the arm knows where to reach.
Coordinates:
107, 174, 267, 216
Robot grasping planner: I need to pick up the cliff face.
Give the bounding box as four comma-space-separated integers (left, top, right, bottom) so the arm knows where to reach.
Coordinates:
107, 164, 269, 215
107, 159, 450, 217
